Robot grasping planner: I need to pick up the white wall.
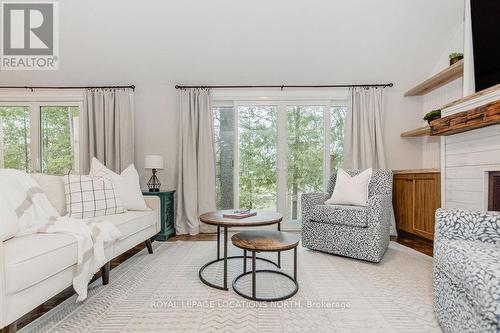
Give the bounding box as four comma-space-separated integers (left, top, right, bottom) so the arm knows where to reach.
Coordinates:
133, 85, 178, 191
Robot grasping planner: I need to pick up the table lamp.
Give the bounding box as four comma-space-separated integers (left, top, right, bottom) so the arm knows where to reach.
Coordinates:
144, 155, 164, 192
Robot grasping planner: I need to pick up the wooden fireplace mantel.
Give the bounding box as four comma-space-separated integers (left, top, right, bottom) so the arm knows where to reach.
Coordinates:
430, 99, 500, 136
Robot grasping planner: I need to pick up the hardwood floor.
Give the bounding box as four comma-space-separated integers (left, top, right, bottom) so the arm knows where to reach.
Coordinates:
392, 231, 434, 256
14, 232, 432, 331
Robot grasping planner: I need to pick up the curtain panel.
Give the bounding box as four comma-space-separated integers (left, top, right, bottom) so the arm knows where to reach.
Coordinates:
343, 87, 387, 169
342, 87, 397, 235
176, 88, 216, 235
80, 88, 134, 174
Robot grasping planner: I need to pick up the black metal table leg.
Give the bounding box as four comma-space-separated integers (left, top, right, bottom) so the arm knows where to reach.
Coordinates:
277, 222, 281, 268
217, 226, 220, 260
294, 247, 297, 281
224, 227, 228, 289
243, 250, 247, 273
252, 251, 256, 299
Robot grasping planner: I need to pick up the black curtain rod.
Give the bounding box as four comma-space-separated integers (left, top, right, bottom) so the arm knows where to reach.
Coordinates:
175, 83, 393, 90
0, 85, 135, 91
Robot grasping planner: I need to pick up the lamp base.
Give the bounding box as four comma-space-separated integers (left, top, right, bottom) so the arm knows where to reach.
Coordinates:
147, 169, 161, 192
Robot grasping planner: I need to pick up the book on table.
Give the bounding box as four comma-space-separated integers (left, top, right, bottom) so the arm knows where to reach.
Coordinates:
223, 210, 257, 219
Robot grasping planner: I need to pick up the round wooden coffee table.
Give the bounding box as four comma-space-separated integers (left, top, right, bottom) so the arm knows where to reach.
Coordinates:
199, 210, 283, 290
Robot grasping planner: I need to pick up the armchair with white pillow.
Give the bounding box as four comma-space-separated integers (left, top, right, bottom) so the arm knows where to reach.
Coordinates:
301, 169, 393, 263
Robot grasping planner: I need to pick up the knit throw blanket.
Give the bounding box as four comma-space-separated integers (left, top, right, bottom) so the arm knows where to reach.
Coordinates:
0, 169, 121, 301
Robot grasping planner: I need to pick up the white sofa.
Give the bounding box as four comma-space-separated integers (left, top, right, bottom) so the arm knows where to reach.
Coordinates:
0, 175, 160, 332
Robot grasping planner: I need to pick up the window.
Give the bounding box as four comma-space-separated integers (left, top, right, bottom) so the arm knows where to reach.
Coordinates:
286, 105, 324, 220
0, 106, 31, 171
238, 105, 278, 211
0, 96, 83, 175
40, 106, 80, 174
212, 96, 347, 226
213, 106, 234, 209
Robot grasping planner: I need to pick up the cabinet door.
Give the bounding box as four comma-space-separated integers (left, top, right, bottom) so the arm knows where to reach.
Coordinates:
393, 175, 414, 233
413, 173, 440, 240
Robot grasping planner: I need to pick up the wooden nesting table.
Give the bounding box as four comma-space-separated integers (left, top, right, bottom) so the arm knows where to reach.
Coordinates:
198, 210, 283, 291
231, 230, 300, 301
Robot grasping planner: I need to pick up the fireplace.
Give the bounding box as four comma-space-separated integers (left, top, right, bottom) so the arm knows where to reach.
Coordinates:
489, 172, 500, 211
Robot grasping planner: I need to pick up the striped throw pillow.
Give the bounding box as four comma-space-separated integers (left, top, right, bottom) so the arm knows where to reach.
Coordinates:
63, 174, 125, 218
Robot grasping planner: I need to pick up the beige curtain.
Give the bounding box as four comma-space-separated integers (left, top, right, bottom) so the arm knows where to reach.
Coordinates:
343, 87, 397, 235
343, 87, 387, 169
80, 89, 134, 173
176, 88, 216, 235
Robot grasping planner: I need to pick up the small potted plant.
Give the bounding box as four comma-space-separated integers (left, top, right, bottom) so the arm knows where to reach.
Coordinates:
449, 52, 463, 66
424, 109, 441, 125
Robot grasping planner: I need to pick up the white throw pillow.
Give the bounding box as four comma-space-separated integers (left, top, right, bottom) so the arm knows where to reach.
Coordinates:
64, 174, 125, 218
89, 158, 149, 211
31, 173, 67, 216
325, 168, 373, 206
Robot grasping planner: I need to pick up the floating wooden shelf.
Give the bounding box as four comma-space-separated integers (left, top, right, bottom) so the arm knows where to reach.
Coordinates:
430, 99, 500, 136
400, 126, 430, 137
404, 59, 464, 96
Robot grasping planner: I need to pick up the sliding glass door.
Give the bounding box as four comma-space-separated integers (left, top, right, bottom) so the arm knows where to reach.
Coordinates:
213, 100, 346, 228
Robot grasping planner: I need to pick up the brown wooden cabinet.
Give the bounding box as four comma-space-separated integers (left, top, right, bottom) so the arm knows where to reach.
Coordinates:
393, 171, 441, 240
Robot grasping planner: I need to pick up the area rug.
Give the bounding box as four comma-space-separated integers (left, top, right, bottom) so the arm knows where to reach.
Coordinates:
21, 240, 441, 333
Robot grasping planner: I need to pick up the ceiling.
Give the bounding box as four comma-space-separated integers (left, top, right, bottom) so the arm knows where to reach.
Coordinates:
0, 0, 464, 86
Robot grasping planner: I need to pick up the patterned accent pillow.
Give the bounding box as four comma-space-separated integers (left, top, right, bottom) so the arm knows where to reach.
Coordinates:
63, 174, 125, 219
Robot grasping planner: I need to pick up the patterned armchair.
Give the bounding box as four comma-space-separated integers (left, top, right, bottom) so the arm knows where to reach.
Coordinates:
433, 209, 500, 333
301, 169, 393, 263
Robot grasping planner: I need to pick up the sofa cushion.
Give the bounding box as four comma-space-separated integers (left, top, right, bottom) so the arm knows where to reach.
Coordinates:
310, 204, 368, 228
434, 239, 500, 324
103, 210, 157, 239
4, 233, 78, 294
3, 210, 157, 294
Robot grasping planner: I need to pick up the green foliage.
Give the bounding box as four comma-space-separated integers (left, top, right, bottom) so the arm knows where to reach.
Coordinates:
423, 109, 441, 121
40, 106, 79, 174
448, 52, 463, 60
0, 106, 31, 171
287, 106, 324, 219
330, 107, 346, 171
0, 106, 78, 175
238, 106, 277, 210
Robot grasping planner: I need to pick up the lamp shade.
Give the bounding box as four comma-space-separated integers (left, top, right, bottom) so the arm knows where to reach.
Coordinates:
144, 155, 164, 169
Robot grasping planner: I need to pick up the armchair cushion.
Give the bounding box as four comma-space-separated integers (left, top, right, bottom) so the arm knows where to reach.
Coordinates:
434, 239, 500, 325
309, 204, 368, 228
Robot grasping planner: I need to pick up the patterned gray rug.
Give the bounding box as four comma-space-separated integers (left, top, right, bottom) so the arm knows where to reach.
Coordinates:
21, 240, 441, 333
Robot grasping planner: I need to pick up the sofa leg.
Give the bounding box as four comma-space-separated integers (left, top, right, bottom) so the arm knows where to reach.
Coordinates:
1, 321, 17, 333
145, 239, 153, 254
101, 262, 110, 285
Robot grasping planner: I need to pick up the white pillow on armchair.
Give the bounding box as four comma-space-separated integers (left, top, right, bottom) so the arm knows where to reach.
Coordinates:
325, 168, 372, 206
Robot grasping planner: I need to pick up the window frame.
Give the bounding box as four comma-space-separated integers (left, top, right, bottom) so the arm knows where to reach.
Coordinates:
0, 90, 84, 173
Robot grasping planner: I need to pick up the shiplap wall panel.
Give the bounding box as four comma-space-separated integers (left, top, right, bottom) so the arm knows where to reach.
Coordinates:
422, 78, 463, 168
444, 124, 500, 210
446, 178, 483, 191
